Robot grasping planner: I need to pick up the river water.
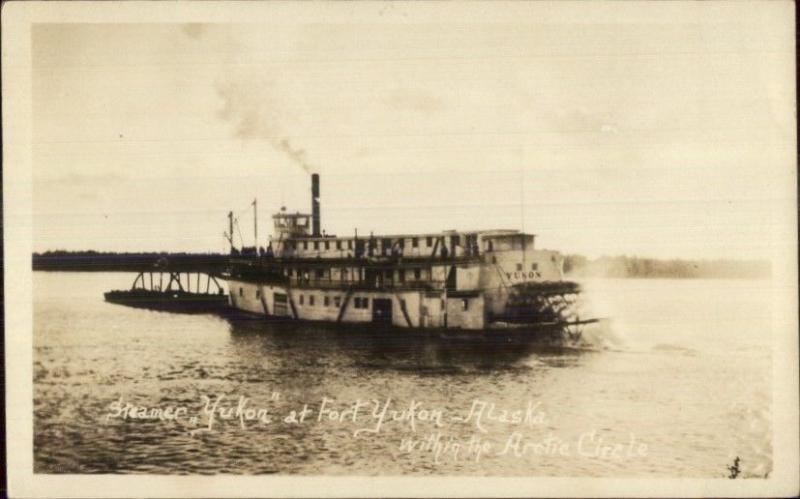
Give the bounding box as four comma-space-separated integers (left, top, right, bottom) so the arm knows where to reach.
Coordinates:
33, 272, 772, 477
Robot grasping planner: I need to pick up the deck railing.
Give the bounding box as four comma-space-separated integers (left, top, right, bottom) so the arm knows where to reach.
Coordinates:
230, 254, 482, 267
285, 276, 447, 292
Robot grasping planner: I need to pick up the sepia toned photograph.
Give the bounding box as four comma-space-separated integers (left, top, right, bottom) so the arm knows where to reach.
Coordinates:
3, 1, 798, 497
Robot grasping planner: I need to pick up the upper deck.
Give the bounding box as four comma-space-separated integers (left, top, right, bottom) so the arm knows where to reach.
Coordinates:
269, 211, 534, 260
225, 175, 562, 292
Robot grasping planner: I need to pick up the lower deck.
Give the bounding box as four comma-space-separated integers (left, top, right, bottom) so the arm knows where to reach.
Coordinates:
226, 279, 486, 330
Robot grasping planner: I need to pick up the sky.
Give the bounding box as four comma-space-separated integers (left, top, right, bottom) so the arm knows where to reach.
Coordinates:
31, 3, 795, 260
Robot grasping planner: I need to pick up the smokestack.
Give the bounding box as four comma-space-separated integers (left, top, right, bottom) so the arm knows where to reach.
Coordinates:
311, 173, 321, 236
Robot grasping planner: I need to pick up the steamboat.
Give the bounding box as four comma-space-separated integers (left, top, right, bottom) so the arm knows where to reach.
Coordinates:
222, 174, 596, 340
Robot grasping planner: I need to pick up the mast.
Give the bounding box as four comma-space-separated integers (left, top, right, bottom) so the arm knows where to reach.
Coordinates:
253, 198, 258, 247
519, 146, 526, 267
227, 210, 234, 253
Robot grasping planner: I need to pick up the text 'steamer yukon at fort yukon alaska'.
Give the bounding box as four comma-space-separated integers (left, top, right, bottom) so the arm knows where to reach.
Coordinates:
224, 174, 596, 339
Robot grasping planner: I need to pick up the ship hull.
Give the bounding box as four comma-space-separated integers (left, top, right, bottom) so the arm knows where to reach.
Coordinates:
224, 278, 593, 341
224, 309, 596, 349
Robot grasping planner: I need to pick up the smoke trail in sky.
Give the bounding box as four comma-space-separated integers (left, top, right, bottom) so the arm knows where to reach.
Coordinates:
215, 78, 314, 174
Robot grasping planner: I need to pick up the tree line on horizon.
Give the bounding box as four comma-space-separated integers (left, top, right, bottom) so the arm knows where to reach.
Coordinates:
34, 250, 227, 256
32, 250, 228, 271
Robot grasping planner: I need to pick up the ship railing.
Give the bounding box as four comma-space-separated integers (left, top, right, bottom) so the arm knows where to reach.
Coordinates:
230, 254, 482, 266
286, 277, 447, 292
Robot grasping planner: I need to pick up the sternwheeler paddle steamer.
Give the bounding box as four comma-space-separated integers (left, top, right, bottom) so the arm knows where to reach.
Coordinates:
222, 175, 596, 340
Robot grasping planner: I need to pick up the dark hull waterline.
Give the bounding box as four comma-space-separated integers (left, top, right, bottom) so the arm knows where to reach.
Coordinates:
104, 289, 230, 314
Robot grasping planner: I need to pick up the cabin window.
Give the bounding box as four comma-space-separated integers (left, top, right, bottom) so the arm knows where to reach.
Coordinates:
309, 295, 315, 306
324, 296, 330, 307
385, 270, 392, 278
426, 236, 433, 247
412, 237, 419, 248
531, 263, 538, 271
299, 294, 304, 305
399, 271, 405, 283
451, 235, 461, 247
239, 287, 243, 297
516, 263, 523, 271
334, 296, 341, 307
336, 241, 342, 250
492, 256, 497, 264
313, 241, 319, 250
303, 241, 308, 250
487, 240, 493, 252
324, 241, 330, 250
414, 269, 421, 280
354, 297, 361, 308
342, 269, 348, 281
315, 269, 325, 279
462, 298, 469, 311
256, 289, 261, 299
397, 239, 405, 249
348, 240, 353, 249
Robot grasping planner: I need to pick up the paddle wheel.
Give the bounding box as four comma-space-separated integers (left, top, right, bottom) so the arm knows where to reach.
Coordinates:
495, 281, 596, 341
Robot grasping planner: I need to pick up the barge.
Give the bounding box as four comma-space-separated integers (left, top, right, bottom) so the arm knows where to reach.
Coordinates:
105, 270, 229, 314
222, 174, 596, 340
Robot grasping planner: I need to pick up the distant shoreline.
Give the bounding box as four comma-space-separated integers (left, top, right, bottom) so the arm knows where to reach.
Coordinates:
31, 250, 772, 279
31, 251, 228, 272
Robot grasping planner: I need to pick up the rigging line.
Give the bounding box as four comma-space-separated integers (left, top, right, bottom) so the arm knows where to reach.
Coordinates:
235, 218, 245, 246
232, 196, 259, 219
233, 205, 251, 219
231, 207, 255, 236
